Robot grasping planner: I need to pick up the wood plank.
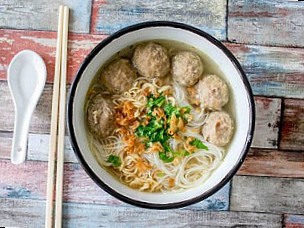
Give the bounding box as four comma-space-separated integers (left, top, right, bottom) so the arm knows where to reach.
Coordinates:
0, 0, 92, 33
280, 99, 304, 151
0, 82, 52, 133
225, 42, 304, 99
0, 29, 107, 83
91, 0, 227, 40
1, 30, 303, 99
27, 134, 76, 163
0, 132, 77, 162
238, 148, 304, 178
230, 175, 304, 214
284, 214, 304, 228
0, 159, 230, 211
252, 97, 281, 148
228, 0, 304, 47
0, 131, 12, 159
0, 198, 282, 228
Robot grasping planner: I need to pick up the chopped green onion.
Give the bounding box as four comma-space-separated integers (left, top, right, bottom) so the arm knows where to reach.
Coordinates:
190, 138, 209, 150
156, 173, 165, 177
107, 155, 121, 167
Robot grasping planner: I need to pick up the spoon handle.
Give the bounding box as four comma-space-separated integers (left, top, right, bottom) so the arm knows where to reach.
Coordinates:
11, 106, 32, 164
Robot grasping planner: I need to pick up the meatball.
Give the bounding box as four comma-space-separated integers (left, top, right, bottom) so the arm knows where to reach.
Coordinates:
202, 111, 234, 147
198, 75, 229, 110
101, 59, 137, 94
132, 42, 170, 78
87, 94, 115, 138
172, 51, 203, 87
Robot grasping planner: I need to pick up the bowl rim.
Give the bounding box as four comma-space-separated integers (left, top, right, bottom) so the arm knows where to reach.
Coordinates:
67, 21, 255, 209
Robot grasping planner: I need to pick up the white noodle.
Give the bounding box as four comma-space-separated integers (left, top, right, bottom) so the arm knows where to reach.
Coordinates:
86, 77, 226, 192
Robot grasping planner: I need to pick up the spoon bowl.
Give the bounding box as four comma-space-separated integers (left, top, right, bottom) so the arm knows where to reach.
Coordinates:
8, 50, 46, 164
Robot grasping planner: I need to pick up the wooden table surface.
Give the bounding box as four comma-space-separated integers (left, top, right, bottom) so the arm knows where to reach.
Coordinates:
0, 1, 304, 227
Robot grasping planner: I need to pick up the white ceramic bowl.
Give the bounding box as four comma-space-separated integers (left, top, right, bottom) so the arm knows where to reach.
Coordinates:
67, 21, 255, 209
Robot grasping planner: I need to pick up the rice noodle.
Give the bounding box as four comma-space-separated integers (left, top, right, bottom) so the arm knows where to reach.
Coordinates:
87, 77, 226, 192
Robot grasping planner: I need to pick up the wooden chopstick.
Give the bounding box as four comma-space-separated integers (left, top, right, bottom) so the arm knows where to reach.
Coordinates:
45, 5, 64, 228
45, 5, 69, 228
55, 5, 69, 228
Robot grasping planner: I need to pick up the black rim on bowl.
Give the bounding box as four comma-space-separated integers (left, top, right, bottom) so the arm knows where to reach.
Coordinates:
67, 21, 255, 209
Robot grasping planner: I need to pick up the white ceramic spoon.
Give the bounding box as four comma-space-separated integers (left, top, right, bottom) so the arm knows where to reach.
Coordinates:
7, 50, 47, 164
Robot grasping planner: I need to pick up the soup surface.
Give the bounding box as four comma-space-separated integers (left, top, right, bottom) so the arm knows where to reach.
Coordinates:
85, 40, 235, 192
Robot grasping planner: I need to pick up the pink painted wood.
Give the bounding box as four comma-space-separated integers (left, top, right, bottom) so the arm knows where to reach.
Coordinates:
0, 29, 107, 83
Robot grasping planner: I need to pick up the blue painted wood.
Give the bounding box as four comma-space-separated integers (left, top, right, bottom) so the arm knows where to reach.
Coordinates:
0, 159, 230, 211
0, 0, 92, 33
0, 198, 282, 228
187, 182, 230, 211
92, 0, 227, 40
228, 0, 304, 47
226, 43, 304, 99
285, 214, 304, 227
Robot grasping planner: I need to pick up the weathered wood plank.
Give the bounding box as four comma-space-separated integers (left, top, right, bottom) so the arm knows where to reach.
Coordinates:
0, 82, 52, 133
230, 175, 304, 214
0, 132, 77, 162
280, 99, 304, 151
224, 42, 304, 99
0, 29, 107, 83
1, 30, 304, 99
252, 97, 281, 148
228, 0, 304, 47
91, 0, 227, 40
0, 131, 12, 159
0, 0, 92, 33
238, 148, 304, 178
0, 159, 230, 211
0, 198, 282, 228
284, 214, 304, 228
27, 134, 76, 163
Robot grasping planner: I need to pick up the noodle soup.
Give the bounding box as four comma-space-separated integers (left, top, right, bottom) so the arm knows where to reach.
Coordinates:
85, 40, 235, 192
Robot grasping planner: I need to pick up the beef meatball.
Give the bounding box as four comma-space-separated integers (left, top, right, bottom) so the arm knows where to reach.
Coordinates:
101, 59, 137, 94
202, 111, 234, 147
198, 75, 229, 110
87, 94, 115, 138
132, 42, 170, 78
172, 51, 203, 87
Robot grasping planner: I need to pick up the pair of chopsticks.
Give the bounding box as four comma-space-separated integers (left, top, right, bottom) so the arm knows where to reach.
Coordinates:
45, 5, 69, 228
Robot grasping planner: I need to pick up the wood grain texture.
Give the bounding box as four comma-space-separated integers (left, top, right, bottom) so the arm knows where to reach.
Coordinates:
284, 214, 304, 228
0, 29, 107, 83
91, 0, 227, 40
0, 0, 92, 33
228, 0, 304, 47
238, 148, 304, 178
0, 159, 230, 211
225, 42, 304, 99
230, 175, 304, 214
0, 198, 282, 228
0, 132, 77, 163
252, 97, 281, 148
0, 82, 53, 133
280, 99, 304, 151
2, 29, 303, 99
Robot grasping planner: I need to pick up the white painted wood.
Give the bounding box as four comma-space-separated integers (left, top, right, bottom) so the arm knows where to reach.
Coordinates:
252, 97, 281, 148
230, 175, 304, 214
0, 0, 91, 33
